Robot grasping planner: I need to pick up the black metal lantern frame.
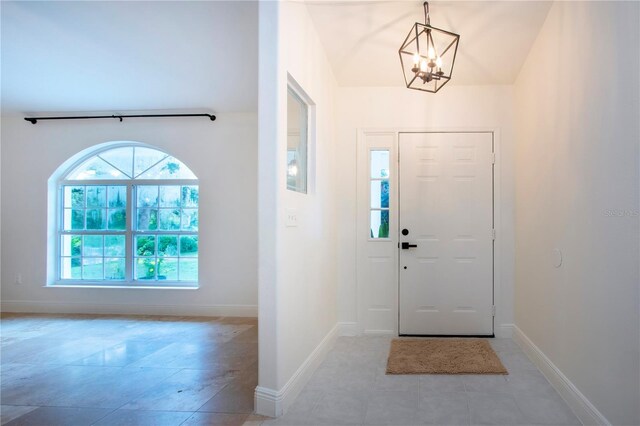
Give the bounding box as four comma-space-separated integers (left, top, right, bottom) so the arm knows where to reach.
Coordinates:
399, 2, 460, 93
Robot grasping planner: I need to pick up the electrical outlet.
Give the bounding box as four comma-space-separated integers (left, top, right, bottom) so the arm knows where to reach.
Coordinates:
15, 273, 23, 285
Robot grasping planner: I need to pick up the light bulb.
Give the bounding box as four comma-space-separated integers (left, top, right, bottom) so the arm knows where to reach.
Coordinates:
428, 47, 436, 59
420, 59, 428, 72
436, 57, 443, 68
413, 54, 420, 65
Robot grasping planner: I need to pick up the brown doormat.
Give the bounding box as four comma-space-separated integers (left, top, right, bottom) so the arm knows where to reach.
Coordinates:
386, 338, 508, 375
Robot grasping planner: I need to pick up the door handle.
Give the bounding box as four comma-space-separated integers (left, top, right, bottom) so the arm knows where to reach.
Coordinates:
401, 242, 417, 249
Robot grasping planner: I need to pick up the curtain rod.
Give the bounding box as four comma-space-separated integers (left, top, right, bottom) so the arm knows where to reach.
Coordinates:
24, 113, 216, 124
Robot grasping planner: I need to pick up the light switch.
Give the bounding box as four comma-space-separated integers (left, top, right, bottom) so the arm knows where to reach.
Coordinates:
285, 208, 298, 227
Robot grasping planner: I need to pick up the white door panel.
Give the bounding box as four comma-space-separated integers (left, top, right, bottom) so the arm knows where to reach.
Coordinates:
356, 132, 398, 334
399, 132, 494, 336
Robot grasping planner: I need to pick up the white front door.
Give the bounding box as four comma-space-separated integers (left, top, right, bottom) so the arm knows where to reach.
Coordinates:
398, 132, 494, 335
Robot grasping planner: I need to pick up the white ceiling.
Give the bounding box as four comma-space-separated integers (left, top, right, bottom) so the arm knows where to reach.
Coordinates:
305, 0, 552, 86
1, 1, 257, 114
1, 0, 550, 114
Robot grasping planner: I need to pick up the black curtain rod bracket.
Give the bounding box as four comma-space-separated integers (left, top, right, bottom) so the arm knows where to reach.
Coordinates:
24, 113, 216, 124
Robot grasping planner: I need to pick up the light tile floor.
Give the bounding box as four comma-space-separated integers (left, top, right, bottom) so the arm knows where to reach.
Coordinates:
263, 336, 581, 426
2, 315, 581, 426
0, 313, 261, 426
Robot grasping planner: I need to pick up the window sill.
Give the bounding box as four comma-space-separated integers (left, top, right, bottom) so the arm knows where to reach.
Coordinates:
46, 282, 199, 290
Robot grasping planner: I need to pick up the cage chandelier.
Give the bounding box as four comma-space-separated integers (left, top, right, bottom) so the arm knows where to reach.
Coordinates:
398, 2, 460, 93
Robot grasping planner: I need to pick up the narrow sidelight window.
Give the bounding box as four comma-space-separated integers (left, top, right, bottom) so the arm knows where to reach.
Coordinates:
370, 150, 390, 239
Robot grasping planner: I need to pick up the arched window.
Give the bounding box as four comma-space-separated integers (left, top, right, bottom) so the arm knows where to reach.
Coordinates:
56, 144, 198, 287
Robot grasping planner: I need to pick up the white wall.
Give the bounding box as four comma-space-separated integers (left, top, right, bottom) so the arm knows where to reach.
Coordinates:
278, 0, 338, 389
0, 113, 258, 316
257, 0, 338, 416
514, 2, 639, 425
335, 86, 517, 335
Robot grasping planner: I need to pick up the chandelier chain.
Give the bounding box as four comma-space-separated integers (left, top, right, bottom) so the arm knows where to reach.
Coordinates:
423, 2, 430, 25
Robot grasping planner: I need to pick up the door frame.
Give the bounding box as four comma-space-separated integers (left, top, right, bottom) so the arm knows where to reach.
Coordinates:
356, 127, 504, 336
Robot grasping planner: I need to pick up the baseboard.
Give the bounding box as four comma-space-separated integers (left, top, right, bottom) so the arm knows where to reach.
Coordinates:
363, 329, 395, 335
338, 323, 514, 338
255, 323, 339, 418
254, 386, 279, 418
495, 323, 514, 338
512, 325, 610, 426
337, 321, 359, 336
0, 300, 258, 317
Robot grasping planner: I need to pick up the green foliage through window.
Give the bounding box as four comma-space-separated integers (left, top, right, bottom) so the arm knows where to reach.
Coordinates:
59, 147, 199, 284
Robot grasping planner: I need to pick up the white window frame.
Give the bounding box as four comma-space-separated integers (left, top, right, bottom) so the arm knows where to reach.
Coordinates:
286, 73, 316, 195
52, 146, 199, 288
